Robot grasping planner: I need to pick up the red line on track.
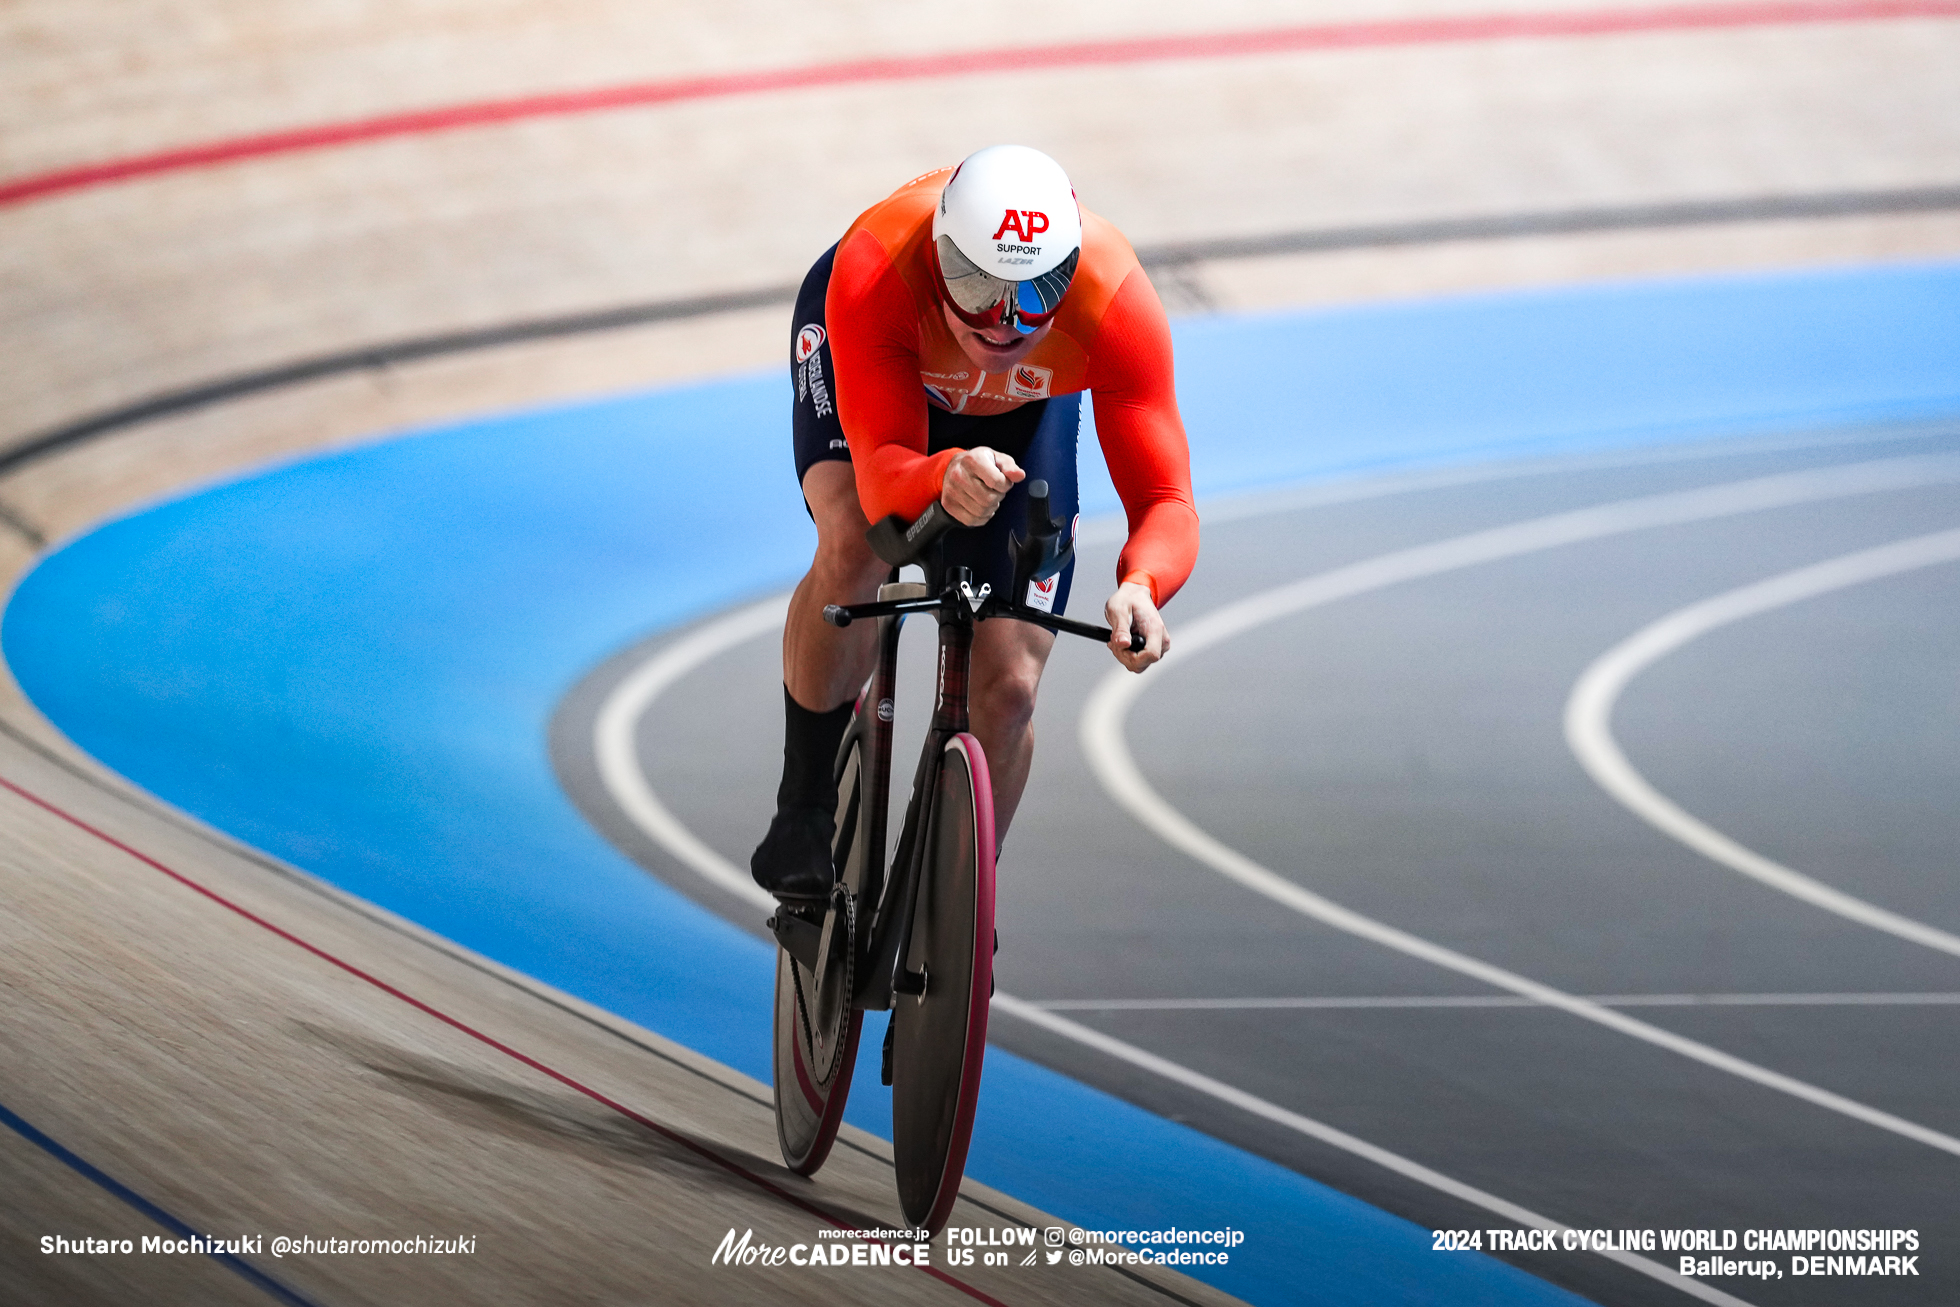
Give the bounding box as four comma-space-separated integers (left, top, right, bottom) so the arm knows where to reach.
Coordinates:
0, 773, 1010, 1307
4, 0, 1957, 210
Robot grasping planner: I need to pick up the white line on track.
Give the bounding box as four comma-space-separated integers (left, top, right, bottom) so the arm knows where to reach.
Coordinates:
582, 459, 1960, 1306
594, 593, 787, 913
1565, 527, 1960, 957
1080, 453, 1960, 1163
997, 994, 1757, 1307
1030, 992, 1960, 1011
593, 619, 1759, 1307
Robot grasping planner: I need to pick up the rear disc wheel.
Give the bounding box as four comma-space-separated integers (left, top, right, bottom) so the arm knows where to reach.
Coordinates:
772, 734, 867, 1174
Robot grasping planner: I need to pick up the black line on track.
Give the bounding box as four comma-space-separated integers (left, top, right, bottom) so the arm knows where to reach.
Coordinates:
0, 1098, 323, 1306
5, 183, 1956, 481
0, 285, 800, 479
1137, 183, 1960, 266
0, 496, 45, 546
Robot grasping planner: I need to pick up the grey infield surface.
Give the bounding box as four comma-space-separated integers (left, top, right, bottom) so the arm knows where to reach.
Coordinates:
551, 425, 1960, 1307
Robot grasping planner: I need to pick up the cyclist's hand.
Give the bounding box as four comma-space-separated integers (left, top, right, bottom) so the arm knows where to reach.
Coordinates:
1105, 581, 1168, 672
940, 447, 1025, 527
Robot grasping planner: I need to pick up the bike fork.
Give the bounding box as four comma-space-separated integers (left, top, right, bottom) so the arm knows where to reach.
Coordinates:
861, 571, 977, 1010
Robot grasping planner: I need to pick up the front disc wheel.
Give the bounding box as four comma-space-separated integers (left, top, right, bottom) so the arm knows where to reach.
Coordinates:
890, 733, 995, 1233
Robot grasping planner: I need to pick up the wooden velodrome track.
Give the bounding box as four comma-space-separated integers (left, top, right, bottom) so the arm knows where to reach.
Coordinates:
3, 1, 1957, 1303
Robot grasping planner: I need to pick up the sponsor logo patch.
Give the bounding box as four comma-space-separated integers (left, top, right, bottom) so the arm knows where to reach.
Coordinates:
1008, 364, 1052, 400
794, 323, 826, 363
1025, 573, 1058, 613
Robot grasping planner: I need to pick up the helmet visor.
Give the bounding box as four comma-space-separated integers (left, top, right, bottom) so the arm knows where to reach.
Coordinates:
935, 237, 1079, 336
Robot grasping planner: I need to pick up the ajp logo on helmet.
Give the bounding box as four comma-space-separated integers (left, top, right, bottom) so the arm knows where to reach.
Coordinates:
991, 210, 1050, 242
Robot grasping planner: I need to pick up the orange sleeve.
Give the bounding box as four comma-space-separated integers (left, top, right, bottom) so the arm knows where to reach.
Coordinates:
1084, 268, 1200, 606
826, 228, 957, 523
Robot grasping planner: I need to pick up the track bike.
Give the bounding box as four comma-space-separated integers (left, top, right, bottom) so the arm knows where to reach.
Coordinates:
767, 480, 1141, 1233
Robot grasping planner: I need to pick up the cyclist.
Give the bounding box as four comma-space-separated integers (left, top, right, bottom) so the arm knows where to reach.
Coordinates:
752, 144, 1199, 900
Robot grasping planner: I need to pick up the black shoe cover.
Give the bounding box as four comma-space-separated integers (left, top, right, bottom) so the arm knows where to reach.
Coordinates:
750, 806, 836, 901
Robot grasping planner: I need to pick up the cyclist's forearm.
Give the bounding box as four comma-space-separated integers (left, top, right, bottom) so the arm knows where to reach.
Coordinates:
1115, 500, 1200, 606
850, 440, 959, 523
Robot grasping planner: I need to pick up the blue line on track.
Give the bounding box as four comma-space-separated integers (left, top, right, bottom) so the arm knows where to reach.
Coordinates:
0, 1099, 323, 1306
7, 261, 1959, 1306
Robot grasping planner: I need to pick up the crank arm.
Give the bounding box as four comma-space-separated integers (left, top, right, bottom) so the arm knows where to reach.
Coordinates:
766, 909, 824, 973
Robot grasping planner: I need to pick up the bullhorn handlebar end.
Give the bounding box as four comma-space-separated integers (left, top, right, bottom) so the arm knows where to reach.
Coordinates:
865, 501, 958, 567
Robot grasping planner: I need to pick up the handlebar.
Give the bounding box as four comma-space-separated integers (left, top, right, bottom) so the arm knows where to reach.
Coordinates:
834, 482, 1148, 654
822, 593, 1145, 653
1022, 605, 1148, 654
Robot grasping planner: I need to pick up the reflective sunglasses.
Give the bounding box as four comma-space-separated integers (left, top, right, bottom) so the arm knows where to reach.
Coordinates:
934, 237, 1079, 336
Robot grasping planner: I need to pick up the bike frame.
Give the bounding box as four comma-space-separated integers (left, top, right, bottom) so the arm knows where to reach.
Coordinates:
768, 480, 1144, 1204
852, 562, 982, 1011
786, 479, 1140, 1010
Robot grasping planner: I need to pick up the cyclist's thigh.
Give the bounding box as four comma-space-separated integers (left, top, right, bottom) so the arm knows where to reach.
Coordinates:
971, 608, 1056, 698
939, 392, 1082, 614
801, 461, 879, 565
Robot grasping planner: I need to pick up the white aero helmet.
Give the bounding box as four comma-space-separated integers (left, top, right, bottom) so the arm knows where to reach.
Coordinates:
932, 145, 1083, 336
